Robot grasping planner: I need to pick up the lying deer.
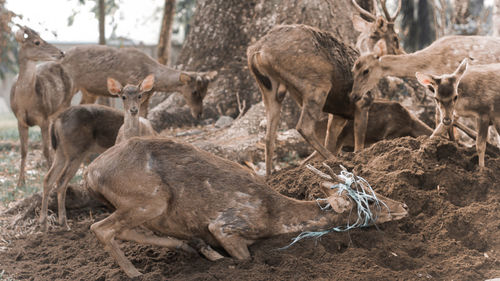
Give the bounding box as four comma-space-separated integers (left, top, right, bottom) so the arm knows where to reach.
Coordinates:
416, 59, 500, 168
10, 26, 71, 188
39, 75, 157, 230
85, 136, 408, 278
60, 45, 218, 118
350, 36, 500, 139
248, 24, 367, 176
106, 74, 157, 143
351, 0, 404, 55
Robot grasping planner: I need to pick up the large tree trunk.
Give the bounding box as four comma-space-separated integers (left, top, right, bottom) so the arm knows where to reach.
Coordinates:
97, 0, 111, 106
157, 0, 176, 66
149, 0, 362, 131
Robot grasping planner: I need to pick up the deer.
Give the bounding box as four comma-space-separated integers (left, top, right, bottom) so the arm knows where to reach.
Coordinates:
351, 0, 404, 55
85, 136, 408, 278
10, 26, 71, 188
350, 36, 500, 142
416, 58, 500, 168
39, 75, 158, 231
59, 45, 218, 118
106, 74, 157, 143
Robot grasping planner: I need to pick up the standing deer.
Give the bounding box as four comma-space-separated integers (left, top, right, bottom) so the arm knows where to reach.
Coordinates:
86, 136, 408, 278
40, 75, 158, 231
59, 45, 218, 118
416, 59, 500, 168
350, 36, 500, 140
351, 0, 404, 55
10, 26, 70, 188
106, 74, 157, 143
248, 24, 368, 176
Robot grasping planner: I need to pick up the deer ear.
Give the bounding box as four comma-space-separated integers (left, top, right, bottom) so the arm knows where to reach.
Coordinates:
179, 72, 192, 84
15, 29, 26, 43
373, 40, 387, 58
454, 58, 468, 81
107, 77, 123, 95
352, 15, 371, 32
140, 74, 155, 92
415, 72, 434, 87
204, 71, 218, 82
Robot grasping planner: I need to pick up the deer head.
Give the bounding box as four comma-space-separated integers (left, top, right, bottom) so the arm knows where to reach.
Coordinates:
320, 181, 408, 224
178, 71, 218, 119
107, 74, 155, 116
415, 58, 468, 127
14, 25, 64, 61
350, 40, 388, 102
351, 0, 403, 55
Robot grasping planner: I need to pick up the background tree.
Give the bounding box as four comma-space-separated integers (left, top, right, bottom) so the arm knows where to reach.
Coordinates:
0, 0, 17, 80
157, 0, 176, 65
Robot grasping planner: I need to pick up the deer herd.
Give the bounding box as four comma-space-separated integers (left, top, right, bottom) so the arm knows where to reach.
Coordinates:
7, 0, 499, 277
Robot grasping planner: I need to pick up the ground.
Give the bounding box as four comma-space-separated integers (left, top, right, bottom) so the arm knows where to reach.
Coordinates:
0, 128, 499, 280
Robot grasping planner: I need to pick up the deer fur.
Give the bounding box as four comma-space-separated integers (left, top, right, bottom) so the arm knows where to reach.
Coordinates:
85, 136, 408, 278
60, 45, 217, 118
10, 26, 71, 188
39, 105, 124, 231
351, 0, 404, 55
247, 24, 368, 176
416, 59, 500, 168
107, 74, 157, 144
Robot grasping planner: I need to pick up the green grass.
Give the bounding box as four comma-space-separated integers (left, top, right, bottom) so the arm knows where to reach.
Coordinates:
0, 113, 41, 142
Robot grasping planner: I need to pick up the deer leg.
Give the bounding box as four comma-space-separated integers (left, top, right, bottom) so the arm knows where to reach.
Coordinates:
40, 122, 52, 167
325, 114, 349, 155
353, 106, 369, 152
476, 116, 489, 168
208, 222, 251, 260
431, 122, 447, 138
79, 88, 97, 104
16, 122, 29, 188
262, 85, 283, 176
55, 156, 85, 230
117, 228, 198, 255
39, 150, 66, 231
91, 197, 167, 278
446, 126, 456, 141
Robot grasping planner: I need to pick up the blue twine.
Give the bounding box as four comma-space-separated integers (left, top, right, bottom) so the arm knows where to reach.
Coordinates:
281, 165, 389, 249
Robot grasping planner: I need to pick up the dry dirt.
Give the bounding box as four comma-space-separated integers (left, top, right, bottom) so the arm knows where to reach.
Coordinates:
0, 136, 499, 281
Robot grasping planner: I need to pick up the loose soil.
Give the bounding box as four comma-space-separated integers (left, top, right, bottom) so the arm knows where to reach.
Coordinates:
1, 136, 499, 280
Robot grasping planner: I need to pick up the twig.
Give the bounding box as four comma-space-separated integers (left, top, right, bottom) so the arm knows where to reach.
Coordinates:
235, 91, 246, 120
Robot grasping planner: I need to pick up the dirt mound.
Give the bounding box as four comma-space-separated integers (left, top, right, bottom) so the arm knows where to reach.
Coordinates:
1, 136, 499, 280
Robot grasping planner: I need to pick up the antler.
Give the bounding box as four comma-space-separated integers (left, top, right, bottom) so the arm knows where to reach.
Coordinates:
351, 0, 376, 21
380, 0, 401, 22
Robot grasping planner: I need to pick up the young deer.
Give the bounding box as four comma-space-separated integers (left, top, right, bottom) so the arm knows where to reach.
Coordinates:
351, 0, 404, 55
416, 59, 500, 168
39, 105, 124, 231
85, 137, 408, 278
10, 26, 70, 188
247, 24, 367, 176
106, 74, 157, 143
60, 45, 217, 118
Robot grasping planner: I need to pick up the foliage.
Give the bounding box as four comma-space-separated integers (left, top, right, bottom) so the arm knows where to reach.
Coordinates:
67, 0, 120, 35
175, 0, 196, 38
0, 0, 18, 79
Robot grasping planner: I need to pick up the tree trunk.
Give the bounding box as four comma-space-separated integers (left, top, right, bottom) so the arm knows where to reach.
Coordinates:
149, 0, 362, 131
494, 0, 500, 36
157, 0, 176, 66
97, 0, 111, 106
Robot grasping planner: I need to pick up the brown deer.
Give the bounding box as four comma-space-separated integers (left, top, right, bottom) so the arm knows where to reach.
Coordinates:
10, 26, 71, 188
416, 59, 500, 168
39, 105, 124, 231
85, 136, 408, 278
39, 75, 158, 231
351, 0, 404, 55
106, 74, 157, 143
247, 24, 370, 176
59, 45, 218, 118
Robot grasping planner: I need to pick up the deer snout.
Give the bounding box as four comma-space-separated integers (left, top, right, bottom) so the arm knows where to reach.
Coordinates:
59, 50, 65, 58
442, 117, 452, 126
130, 107, 138, 115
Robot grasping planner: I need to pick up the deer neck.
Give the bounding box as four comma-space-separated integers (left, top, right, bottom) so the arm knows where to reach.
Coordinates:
16, 58, 37, 95
152, 66, 184, 92
122, 113, 140, 139
268, 195, 349, 236
379, 53, 433, 78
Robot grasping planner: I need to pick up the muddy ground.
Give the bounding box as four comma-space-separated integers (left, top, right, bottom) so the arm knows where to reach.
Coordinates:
0, 136, 499, 281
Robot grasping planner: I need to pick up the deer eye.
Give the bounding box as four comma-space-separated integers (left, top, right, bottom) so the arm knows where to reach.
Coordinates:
122, 96, 126, 100
34, 40, 40, 46
363, 69, 369, 75
138, 94, 142, 99
453, 95, 458, 102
